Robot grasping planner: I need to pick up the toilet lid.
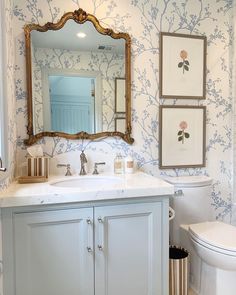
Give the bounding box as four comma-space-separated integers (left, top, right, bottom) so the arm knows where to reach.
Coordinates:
189, 221, 236, 253
165, 175, 212, 188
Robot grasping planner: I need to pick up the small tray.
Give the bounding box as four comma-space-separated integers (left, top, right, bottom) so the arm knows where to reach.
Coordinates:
18, 176, 48, 184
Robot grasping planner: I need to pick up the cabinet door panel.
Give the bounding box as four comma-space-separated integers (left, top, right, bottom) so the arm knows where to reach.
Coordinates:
95, 202, 163, 295
14, 208, 94, 295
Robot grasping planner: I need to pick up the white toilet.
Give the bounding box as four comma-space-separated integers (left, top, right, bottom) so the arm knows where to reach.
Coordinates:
166, 176, 236, 295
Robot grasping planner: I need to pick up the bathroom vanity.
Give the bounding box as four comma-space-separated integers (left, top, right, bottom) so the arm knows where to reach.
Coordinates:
0, 172, 173, 295
0, 6, 175, 295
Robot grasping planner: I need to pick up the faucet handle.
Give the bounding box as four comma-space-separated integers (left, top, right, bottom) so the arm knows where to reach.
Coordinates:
0, 157, 6, 172
92, 162, 106, 175
57, 164, 72, 176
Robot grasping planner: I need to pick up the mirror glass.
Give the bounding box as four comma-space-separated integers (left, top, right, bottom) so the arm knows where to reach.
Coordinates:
30, 20, 126, 135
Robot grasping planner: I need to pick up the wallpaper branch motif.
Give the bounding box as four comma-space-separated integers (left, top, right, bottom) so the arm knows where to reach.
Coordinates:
0, 0, 17, 192
0, 0, 232, 222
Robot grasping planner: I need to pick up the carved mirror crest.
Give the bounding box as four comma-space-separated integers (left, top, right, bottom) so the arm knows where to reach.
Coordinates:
24, 8, 134, 145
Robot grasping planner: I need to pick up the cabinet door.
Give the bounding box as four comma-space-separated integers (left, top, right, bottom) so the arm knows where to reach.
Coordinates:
94, 202, 165, 295
13, 208, 94, 295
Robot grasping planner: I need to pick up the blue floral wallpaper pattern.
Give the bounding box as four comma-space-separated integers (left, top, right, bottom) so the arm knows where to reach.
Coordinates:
0, 0, 17, 191
0, 0, 234, 222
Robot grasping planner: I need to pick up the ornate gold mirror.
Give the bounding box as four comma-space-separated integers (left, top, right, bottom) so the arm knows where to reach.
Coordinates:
24, 8, 134, 145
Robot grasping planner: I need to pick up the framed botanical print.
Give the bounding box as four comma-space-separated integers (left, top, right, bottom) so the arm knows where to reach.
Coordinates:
115, 78, 126, 113
159, 105, 206, 169
159, 32, 207, 99
115, 117, 126, 133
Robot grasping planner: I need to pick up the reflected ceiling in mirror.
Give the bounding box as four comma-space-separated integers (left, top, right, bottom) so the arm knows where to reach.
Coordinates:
24, 9, 133, 145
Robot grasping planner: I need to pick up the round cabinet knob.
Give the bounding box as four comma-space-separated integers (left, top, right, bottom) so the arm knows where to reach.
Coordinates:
97, 217, 103, 223
87, 247, 93, 252
86, 219, 92, 224
97, 245, 103, 251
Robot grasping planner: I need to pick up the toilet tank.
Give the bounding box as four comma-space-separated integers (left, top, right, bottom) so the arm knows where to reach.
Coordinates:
166, 176, 212, 246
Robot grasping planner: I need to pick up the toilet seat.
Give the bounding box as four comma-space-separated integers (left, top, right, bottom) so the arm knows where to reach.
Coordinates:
189, 221, 236, 256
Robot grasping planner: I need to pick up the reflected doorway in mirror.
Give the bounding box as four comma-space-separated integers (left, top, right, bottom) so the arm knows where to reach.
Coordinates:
40, 68, 102, 134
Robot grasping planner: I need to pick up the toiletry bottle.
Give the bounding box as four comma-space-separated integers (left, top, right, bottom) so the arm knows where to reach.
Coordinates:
125, 155, 134, 174
114, 154, 124, 174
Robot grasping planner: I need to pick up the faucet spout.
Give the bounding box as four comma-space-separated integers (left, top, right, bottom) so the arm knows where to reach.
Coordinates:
79, 150, 87, 175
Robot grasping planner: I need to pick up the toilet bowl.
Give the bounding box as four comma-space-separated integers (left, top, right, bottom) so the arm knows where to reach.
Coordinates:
166, 176, 236, 294
189, 221, 236, 271
188, 221, 236, 295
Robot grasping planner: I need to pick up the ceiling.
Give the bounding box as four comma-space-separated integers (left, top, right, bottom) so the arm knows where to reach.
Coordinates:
31, 20, 125, 54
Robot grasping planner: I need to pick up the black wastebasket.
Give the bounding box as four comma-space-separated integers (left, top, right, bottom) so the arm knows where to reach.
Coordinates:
169, 245, 189, 295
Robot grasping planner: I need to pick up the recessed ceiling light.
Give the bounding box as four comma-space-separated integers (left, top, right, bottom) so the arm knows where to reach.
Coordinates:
77, 32, 86, 38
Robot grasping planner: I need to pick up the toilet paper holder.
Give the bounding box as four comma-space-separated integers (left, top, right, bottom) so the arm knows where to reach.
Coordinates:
174, 189, 183, 196
169, 207, 175, 221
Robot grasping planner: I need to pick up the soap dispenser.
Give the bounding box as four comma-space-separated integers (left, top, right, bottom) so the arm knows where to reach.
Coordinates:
124, 155, 134, 174
114, 154, 124, 174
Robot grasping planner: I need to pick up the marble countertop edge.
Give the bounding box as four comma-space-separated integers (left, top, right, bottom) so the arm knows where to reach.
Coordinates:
0, 172, 174, 208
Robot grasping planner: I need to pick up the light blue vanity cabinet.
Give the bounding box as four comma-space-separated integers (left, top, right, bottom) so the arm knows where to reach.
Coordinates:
2, 198, 169, 295
95, 202, 165, 295
5, 208, 94, 295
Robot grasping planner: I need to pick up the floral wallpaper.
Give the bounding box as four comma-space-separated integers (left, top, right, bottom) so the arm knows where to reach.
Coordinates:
32, 46, 125, 133
0, 1, 17, 294
0, 0, 17, 191
4, 0, 233, 222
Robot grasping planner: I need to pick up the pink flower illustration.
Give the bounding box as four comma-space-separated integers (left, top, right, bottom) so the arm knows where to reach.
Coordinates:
178, 121, 190, 144
178, 50, 190, 74
180, 50, 188, 60
179, 121, 188, 130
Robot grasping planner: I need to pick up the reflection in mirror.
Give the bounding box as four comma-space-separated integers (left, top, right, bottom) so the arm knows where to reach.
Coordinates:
31, 20, 126, 134
115, 78, 125, 113
48, 75, 96, 134
115, 117, 126, 133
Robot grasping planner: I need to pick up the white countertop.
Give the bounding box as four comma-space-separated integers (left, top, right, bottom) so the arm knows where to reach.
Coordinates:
0, 172, 174, 208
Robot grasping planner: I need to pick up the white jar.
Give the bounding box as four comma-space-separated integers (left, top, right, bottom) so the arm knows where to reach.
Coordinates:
114, 154, 124, 174
124, 155, 134, 174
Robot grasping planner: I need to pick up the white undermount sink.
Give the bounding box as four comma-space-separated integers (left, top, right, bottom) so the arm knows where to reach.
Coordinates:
50, 175, 123, 189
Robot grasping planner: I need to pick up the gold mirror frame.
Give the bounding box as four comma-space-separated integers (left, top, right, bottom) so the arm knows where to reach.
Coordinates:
24, 8, 134, 145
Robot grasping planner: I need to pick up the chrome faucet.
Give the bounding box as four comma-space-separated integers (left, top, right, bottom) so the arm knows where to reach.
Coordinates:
79, 150, 87, 175
0, 157, 6, 172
